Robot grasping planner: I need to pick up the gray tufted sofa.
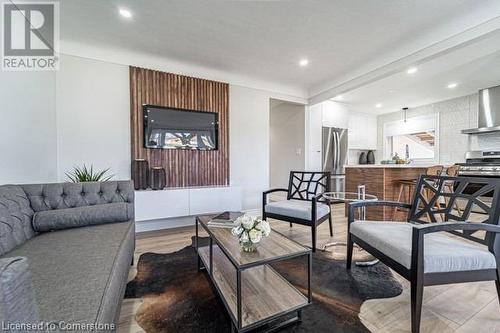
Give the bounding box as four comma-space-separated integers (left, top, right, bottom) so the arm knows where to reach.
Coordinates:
0, 181, 135, 332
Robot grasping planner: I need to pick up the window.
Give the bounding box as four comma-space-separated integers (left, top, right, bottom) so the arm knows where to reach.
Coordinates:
383, 114, 438, 162
390, 131, 435, 160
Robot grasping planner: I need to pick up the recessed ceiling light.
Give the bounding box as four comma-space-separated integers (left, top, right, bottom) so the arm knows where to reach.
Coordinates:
334, 95, 344, 101
407, 67, 418, 74
447, 82, 458, 89
299, 59, 309, 67
375, 103, 382, 108
119, 8, 133, 18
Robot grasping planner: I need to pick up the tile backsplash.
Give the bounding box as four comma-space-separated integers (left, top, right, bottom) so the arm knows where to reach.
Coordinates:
469, 132, 500, 151
377, 93, 500, 164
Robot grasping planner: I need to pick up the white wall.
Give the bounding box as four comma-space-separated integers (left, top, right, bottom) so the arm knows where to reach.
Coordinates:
229, 85, 305, 210
230, 86, 270, 210
269, 101, 305, 188
56, 55, 130, 181
0, 71, 57, 184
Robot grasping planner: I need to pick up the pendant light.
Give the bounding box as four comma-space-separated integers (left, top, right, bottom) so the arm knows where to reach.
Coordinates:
402, 107, 408, 123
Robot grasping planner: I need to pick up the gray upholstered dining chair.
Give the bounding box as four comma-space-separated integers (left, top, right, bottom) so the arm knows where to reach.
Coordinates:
262, 171, 332, 252
346, 175, 500, 333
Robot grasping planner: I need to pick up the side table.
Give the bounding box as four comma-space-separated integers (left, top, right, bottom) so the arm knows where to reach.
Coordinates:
322, 185, 379, 266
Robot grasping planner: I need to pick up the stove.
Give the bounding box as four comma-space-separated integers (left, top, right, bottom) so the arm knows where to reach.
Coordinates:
457, 151, 500, 177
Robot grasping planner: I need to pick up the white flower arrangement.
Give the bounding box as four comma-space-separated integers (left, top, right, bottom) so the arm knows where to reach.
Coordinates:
231, 215, 271, 252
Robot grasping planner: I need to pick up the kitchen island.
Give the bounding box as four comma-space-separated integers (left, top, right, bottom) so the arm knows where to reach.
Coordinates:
345, 165, 429, 220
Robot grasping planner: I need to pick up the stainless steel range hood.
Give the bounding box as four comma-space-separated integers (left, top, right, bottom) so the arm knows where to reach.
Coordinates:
462, 85, 500, 134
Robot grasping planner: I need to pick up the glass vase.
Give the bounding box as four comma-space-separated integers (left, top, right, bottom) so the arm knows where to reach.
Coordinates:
240, 241, 257, 253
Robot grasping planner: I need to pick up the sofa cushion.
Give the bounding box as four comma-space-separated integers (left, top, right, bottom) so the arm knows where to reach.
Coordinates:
350, 221, 497, 273
265, 199, 330, 221
0, 257, 40, 328
0, 185, 36, 256
1, 221, 134, 328
33, 203, 132, 232
21, 181, 134, 212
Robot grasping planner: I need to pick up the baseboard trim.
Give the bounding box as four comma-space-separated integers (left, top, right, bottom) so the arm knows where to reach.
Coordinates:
242, 208, 261, 217
136, 216, 195, 233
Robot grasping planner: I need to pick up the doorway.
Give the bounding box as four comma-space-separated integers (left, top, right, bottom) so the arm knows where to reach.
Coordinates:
269, 99, 306, 190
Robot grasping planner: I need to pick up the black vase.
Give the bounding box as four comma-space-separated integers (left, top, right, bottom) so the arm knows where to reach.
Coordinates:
367, 150, 375, 164
359, 152, 367, 164
151, 167, 166, 190
131, 159, 149, 190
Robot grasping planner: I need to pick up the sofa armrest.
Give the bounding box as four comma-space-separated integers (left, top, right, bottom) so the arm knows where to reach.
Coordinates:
0, 257, 41, 329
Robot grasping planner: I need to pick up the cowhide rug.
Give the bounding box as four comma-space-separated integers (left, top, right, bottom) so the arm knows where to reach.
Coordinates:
125, 237, 402, 332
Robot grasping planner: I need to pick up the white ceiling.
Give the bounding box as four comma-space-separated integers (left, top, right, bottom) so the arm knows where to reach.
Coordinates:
337, 30, 500, 115
59, 0, 500, 98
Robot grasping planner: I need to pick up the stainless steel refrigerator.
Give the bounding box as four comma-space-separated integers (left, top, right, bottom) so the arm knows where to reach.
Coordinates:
322, 127, 348, 192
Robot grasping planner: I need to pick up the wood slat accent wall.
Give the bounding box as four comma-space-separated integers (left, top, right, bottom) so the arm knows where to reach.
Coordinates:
130, 66, 229, 188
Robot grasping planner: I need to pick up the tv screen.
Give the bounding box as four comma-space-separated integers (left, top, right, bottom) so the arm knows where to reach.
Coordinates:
143, 105, 218, 150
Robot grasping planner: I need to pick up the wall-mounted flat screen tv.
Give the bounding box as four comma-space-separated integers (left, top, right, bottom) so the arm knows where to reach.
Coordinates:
143, 105, 218, 150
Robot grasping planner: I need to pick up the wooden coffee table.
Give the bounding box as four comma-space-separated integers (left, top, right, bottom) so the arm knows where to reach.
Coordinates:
195, 215, 312, 332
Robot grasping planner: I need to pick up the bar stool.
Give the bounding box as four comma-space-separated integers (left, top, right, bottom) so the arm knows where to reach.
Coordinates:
392, 165, 444, 220
444, 164, 462, 215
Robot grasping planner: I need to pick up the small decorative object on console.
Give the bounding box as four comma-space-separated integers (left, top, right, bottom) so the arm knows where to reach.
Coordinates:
358, 152, 367, 164
231, 215, 271, 252
367, 150, 375, 164
132, 159, 149, 190
151, 167, 166, 190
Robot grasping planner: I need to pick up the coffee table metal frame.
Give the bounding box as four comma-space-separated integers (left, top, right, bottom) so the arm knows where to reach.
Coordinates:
196, 215, 312, 333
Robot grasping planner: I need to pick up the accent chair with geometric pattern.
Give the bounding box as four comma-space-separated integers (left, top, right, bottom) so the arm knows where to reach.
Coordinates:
263, 171, 332, 252
346, 175, 500, 333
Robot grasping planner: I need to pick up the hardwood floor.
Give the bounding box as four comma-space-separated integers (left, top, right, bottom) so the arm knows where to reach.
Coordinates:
118, 204, 500, 333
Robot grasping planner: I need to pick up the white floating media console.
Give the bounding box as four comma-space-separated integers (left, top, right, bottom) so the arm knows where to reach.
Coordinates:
134, 186, 242, 232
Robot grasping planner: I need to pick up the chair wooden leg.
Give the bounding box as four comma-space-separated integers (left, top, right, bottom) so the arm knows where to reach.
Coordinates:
410, 279, 424, 333
328, 213, 333, 237
311, 225, 317, 252
289, 222, 293, 228
346, 234, 353, 270
393, 184, 405, 220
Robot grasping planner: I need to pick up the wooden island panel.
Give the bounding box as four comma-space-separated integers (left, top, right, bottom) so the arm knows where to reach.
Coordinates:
345, 166, 427, 220
345, 167, 385, 220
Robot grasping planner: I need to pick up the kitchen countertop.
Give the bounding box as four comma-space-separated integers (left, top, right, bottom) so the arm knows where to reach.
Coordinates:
345, 164, 432, 168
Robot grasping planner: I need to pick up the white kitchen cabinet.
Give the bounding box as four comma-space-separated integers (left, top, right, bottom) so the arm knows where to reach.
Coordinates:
322, 100, 349, 129
348, 111, 377, 150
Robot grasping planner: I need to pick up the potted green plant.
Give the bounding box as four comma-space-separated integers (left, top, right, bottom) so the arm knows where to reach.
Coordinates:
66, 164, 113, 182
